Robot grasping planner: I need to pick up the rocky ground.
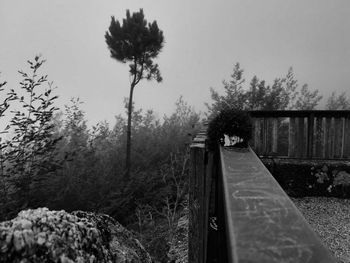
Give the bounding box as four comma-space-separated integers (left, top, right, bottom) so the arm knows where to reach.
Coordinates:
0, 208, 151, 263
292, 197, 350, 263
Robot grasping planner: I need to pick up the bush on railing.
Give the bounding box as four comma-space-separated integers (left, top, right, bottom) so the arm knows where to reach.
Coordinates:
207, 109, 252, 150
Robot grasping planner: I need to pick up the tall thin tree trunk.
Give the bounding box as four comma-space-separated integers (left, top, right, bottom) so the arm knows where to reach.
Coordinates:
125, 82, 135, 179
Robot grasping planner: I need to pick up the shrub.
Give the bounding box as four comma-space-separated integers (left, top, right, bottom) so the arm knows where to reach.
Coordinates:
207, 109, 252, 150
262, 160, 350, 198
0, 57, 62, 220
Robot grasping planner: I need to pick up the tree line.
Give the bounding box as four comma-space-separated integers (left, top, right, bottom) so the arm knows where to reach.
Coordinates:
0, 56, 199, 261
207, 62, 350, 116
0, 55, 348, 261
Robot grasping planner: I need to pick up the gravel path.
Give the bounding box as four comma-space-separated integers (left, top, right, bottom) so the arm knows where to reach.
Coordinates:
291, 197, 350, 263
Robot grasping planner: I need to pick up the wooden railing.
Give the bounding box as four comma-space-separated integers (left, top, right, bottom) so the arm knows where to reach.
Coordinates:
189, 126, 212, 263
249, 110, 350, 159
189, 121, 338, 263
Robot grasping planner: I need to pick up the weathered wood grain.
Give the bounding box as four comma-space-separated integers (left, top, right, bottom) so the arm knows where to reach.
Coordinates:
219, 146, 337, 263
288, 117, 296, 157
189, 141, 206, 263
250, 111, 350, 159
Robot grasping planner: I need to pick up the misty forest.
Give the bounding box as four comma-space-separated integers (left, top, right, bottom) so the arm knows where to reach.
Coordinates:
1, 7, 350, 263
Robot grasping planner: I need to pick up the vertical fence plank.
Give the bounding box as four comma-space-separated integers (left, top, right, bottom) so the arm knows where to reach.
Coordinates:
307, 114, 314, 158
334, 118, 343, 158
330, 118, 336, 158
189, 143, 206, 263
344, 118, 350, 158
253, 118, 262, 154
259, 119, 265, 154
288, 117, 296, 157
263, 118, 268, 155
272, 118, 278, 153
324, 118, 332, 158
341, 117, 346, 158
265, 118, 273, 154
277, 118, 289, 156
314, 117, 324, 158
250, 119, 256, 149
203, 152, 213, 263
296, 117, 306, 158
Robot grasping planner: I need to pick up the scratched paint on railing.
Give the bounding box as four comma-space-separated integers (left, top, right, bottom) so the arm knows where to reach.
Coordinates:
220, 146, 337, 263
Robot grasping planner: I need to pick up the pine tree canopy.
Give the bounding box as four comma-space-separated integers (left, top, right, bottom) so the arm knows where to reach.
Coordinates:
105, 9, 164, 82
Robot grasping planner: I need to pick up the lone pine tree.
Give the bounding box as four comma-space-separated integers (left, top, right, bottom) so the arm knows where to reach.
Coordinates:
105, 9, 164, 179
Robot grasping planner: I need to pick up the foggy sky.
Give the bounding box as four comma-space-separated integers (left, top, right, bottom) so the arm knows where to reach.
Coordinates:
1, 0, 349, 125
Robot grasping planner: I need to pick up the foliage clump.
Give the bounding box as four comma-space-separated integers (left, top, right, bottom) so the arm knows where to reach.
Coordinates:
0, 57, 62, 219
264, 161, 350, 198
308, 165, 350, 197
207, 109, 252, 150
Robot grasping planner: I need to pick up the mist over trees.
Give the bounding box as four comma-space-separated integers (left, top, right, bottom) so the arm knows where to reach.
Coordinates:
0, 57, 199, 261
0, 52, 348, 262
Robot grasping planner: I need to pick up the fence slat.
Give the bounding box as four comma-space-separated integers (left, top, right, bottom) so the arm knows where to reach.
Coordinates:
334, 118, 343, 158
341, 117, 346, 158
296, 117, 306, 158
272, 118, 278, 153
307, 114, 314, 158
263, 118, 268, 155
189, 144, 206, 263
324, 118, 332, 158
344, 118, 350, 158
288, 117, 296, 157
253, 118, 262, 154
250, 111, 350, 159
265, 118, 272, 154
203, 152, 213, 263
314, 117, 324, 158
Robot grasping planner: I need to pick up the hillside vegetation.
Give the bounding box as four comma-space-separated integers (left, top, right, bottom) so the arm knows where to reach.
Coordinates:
0, 58, 199, 262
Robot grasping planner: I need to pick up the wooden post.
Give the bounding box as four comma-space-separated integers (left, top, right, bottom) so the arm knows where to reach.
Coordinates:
189, 141, 206, 263
324, 117, 332, 158
315, 117, 324, 158
288, 117, 296, 157
341, 117, 346, 158
272, 118, 278, 153
307, 113, 314, 158
334, 118, 343, 158
263, 118, 268, 155
253, 118, 262, 154
203, 151, 213, 263
297, 117, 305, 158
343, 117, 350, 158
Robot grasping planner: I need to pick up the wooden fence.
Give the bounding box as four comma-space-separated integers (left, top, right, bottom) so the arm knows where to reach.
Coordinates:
250, 110, 350, 159
189, 124, 338, 262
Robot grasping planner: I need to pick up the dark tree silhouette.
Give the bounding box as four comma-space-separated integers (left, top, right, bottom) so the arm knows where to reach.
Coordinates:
105, 9, 164, 179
